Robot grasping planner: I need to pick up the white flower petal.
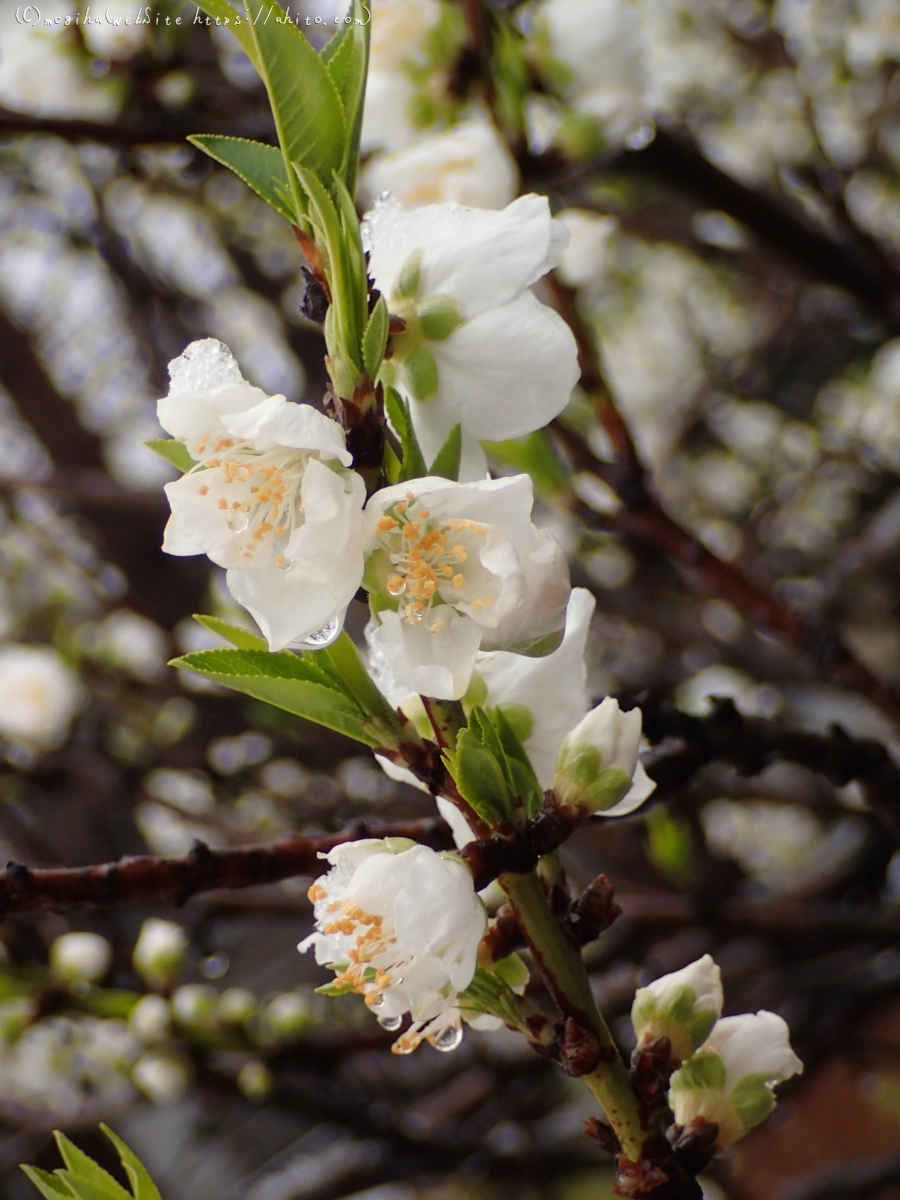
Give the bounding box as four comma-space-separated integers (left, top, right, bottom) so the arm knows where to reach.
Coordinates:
369, 609, 483, 700
222, 398, 351, 463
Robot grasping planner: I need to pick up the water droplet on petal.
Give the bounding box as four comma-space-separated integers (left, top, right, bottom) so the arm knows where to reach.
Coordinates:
432, 1022, 463, 1052
299, 616, 341, 649
378, 1014, 403, 1031
227, 510, 249, 532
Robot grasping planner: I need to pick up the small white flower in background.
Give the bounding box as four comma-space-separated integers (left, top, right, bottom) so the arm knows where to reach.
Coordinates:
533, 0, 648, 146
129, 994, 172, 1044
81, 610, 169, 681
554, 696, 652, 816
363, 122, 518, 211
132, 919, 188, 992
631, 955, 723, 1062
159, 339, 365, 650
300, 838, 486, 1053
360, 0, 443, 153
364, 475, 570, 700
49, 933, 112, 986
555, 210, 618, 287
132, 1052, 191, 1105
0, 644, 83, 751
363, 194, 580, 480
669, 1011, 803, 1147
81, 1, 150, 60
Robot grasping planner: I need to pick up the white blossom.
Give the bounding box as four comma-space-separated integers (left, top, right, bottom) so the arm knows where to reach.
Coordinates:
132, 1052, 191, 1105
81, 2, 150, 60
669, 1011, 803, 1147
554, 696, 650, 815
534, 0, 648, 146
0, 644, 83, 750
49, 933, 112, 985
363, 194, 580, 479
555, 210, 617, 286
363, 122, 518, 211
360, 0, 442, 153
159, 339, 365, 650
300, 838, 486, 1053
631, 955, 723, 1061
364, 475, 570, 700
129, 995, 172, 1044
132, 918, 188, 991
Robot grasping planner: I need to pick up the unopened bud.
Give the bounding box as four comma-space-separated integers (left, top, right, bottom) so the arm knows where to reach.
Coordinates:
668, 1011, 803, 1148
264, 992, 310, 1042
553, 698, 642, 814
133, 919, 188, 991
171, 983, 217, 1029
132, 1052, 191, 1105
631, 955, 723, 1062
237, 1059, 273, 1102
50, 932, 112, 985
218, 987, 257, 1026
129, 994, 171, 1044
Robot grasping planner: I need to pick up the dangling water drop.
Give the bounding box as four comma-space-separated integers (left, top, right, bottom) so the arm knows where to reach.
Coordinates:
227, 510, 249, 532
300, 615, 341, 649
368, 992, 385, 1011
432, 1022, 463, 1052
377, 1014, 403, 1031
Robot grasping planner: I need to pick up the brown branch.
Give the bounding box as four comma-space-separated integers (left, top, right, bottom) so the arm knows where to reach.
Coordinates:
633, 694, 900, 827
0, 818, 453, 917
0, 106, 274, 146
546, 276, 900, 724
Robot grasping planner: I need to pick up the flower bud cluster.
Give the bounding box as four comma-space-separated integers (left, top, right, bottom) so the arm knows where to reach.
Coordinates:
632, 956, 803, 1148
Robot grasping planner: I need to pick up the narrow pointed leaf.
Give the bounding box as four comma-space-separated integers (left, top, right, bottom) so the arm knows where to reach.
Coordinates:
20, 1168, 74, 1200
57, 1174, 127, 1200
53, 1135, 131, 1200
452, 729, 513, 827
363, 295, 389, 382
193, 0, 259, 68
100, 1128, 163, 1200
315, 631, 401, 732
384, 387, 427, 480
170, 649, 382, 745
192, 614, 267, 651
188, 136, 295, 223
144, 439, 193, 475
321, 0, 369, 194
428, 424, 461, 481
491, 707, 543, 816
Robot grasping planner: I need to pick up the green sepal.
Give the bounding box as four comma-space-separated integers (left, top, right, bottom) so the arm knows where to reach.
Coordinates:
393, 249, 422, 301
169, 648, 383, 747
458, 963, 529, 1033
192, 614, 267, 651
418, 294, 463, 342
143, 438, 194, 475
671, 1051, 726, 1092
363, 294, 389, 383
428, 423, 461, 481
384, 386, 427, 480
315, 978, 356, 997
730, 1074, 776, 1131
188, 135, 296, 224
404, 346, 439, 401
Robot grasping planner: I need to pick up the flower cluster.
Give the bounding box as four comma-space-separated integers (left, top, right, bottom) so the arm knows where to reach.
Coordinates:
632, 956, 803, 1148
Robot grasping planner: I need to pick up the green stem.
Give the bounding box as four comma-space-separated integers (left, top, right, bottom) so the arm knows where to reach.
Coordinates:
500, 869, 645, 1161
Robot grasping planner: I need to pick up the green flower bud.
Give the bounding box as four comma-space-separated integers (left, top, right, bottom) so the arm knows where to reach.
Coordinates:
553, 697, 642, 814
133, 918, 188, 992
631, 954, 723, 1062
50, 932, 112, 986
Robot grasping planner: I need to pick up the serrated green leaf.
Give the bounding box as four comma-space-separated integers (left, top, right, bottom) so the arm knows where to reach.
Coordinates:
363, 295, 389, 383
484, 431, 569, 495
314, 632, 401, 734
100, 1128, 163, 1200
491, 707, 543, 816
170, 649, 381, 746
57, 1173, 127, 1200
321, 0, 369, 195
143, 439, 194, 475
384, 387, 427, 480
188, 136, 295, 224
469, 706, 515, 793
194, 0, 259, 68
193, 614, 267, 651
247, 0, 346, 221
384, 441, 402, 484
452, 728, 513, 827
21, 1167, 74, 1200
428, 423, 461, 481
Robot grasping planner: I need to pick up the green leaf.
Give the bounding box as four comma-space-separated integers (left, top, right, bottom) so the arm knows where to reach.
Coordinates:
188, 136, 295, 224
143, 439, 194, 475
428, 424, 461, 481
314, 632, 402, 736
384, 440, 402, 484
21, 1168, 74, 1200
452, 727, 513, 827
645, 805, 696, 887
55, 1133, 131, 1200
170, 649, 382, 746
491, 707, 543, 816
192, 614, 267, 651
56, 1175, 127, 1200
246, 0, 346, 219
384, 387, 427, 480
321, 0, 369, 195
363, 294, 389, 383
100, 1127, 163, 1200
484, 431, 569, 495
193, 0, 260, 69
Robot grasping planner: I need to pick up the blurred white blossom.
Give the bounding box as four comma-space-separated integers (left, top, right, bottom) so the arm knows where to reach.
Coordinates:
0, 643, 83, 750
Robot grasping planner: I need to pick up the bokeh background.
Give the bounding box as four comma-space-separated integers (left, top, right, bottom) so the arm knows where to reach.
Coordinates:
0, 0, 899, 1198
